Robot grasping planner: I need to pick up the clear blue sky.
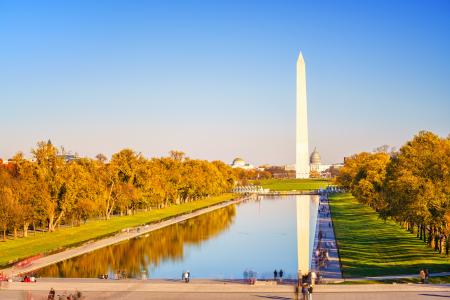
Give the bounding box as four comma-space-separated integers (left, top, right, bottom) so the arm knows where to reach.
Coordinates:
1, 0, 449, 165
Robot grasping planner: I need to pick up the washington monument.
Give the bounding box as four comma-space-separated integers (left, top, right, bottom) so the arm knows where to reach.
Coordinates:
296, 52, 310, 179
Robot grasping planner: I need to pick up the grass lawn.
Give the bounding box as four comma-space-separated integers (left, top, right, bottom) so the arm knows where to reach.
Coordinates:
330, 193, 450, 278
257, 178, 330, 191
339, 276, 450, 284
0, 193, 236, 267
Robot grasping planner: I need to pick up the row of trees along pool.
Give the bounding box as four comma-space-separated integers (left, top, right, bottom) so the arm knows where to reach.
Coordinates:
0, 141, 271, 241
336, 131, 450, 254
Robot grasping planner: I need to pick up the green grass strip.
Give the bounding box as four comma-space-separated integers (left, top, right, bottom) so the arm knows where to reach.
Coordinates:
330, 193, 450, 277
0, 193, 236, 267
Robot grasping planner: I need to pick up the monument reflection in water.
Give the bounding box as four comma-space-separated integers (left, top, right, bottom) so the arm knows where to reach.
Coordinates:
37, 195, 319, 279
296, 195, 319, 276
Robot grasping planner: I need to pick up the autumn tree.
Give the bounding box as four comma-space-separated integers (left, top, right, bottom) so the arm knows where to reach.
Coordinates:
336, 151, 390, 212
32, 141, 66, 232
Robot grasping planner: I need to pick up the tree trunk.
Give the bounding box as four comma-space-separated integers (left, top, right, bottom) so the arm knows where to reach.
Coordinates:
13, 227, 17, 239
428, 227, 432, 246
2, 225, 6, 241
48, 214, 55, 232
445, 236, 450, 255
23, 222, 29, 237
431, 226, 435, 249
33, 221, 36, 236
423, 225, 426, 242
433, 227, 439, 251
52, 211, 65, 231
105, 182, 115, 220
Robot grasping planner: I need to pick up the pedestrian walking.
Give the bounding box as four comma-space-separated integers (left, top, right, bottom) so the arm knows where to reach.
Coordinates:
308, 283, 314, 299
273, 269, 278, 281
279, 269, 284, 283
47, 288, 56, 300
301, 283, 308, 300
419, 269, 425, 284
248, 270, 254, 284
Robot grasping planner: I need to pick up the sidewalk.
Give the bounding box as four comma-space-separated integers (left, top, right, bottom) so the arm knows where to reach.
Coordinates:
1, 278, 449, 293
311, 195, 342, 280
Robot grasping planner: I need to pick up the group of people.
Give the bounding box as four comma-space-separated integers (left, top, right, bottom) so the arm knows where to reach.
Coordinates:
182, 270, 191, 283
22, 275, 36, 282
273, 269, 284, 283
315, 247, 329, 270
301, 282, 314, 300
114, 270, 127, 280
47, 288, 83, 300
243, 269, 257, 284
0, 272, 9, 282
98, 270, 127, 280
297, 271, 317, 300
315, 197, 333, 271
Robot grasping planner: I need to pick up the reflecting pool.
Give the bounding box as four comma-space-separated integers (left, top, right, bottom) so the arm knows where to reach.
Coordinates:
36, 195, 319, 279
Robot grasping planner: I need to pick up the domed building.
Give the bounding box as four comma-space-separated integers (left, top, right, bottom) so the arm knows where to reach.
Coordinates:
310, 147, 321, 172
231, 157, 254, 170
307, 147, 343, 176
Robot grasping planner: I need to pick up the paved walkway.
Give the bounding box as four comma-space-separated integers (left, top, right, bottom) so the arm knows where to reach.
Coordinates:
1, 279, 450, 300
2, 278, 450, 293
0, 196, 251, 278
2, 290, 450, 300
311, 195, 342, 280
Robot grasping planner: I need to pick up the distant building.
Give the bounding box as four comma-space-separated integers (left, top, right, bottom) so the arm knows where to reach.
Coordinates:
265, 165, 296, 178
0, 158, 17, 171
59, 154, 78, 163
309, 147, 329, 172
231, 158, 254, 170
276, 147, 344, 178
308, 147, 342, 173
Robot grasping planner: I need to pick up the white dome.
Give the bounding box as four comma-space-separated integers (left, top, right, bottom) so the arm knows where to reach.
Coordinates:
310, 148, 321, 164
232, 158, 245, 166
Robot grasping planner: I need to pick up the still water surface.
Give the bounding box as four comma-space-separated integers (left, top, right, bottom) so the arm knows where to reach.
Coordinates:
37, 195, 318, 279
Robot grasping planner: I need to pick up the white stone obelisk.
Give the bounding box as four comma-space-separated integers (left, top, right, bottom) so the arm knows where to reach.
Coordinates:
296, 52, 310, 179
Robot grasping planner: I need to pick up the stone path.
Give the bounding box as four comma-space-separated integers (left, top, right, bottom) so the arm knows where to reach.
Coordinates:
2, 278, 450, 293
0, 196, 250, 278
311, 195, 342, 280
